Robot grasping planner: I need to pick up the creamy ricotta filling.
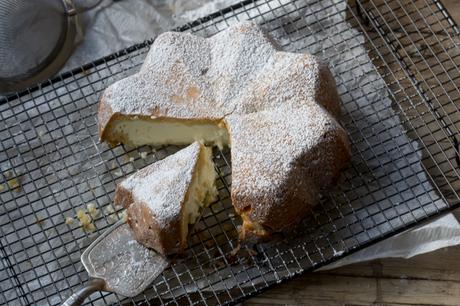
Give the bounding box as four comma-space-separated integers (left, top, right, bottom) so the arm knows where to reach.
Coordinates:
108, 117, 229, 149
180, 146, 218, 242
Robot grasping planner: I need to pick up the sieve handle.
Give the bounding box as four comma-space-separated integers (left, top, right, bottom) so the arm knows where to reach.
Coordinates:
61, 278, 106, 306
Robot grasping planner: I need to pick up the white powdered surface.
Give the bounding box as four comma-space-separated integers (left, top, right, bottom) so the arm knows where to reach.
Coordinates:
120, 142, 201, 227
227, 103, 347, 213
100, 21, 337, 125
102, 22, 278, 121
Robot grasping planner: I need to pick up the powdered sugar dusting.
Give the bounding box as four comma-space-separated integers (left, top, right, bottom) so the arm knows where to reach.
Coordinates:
99, 21, 338, 128
101, 21, 350, 234
102, 22, 279, 123
120, 142, 201, 227
226, 103, 349, 225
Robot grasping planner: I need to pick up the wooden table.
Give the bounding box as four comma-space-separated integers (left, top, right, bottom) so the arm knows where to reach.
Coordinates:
245, 1, 460, 305
246, 245, 460, 305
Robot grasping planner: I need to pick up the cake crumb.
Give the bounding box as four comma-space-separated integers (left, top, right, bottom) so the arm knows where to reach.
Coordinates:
87, 203, 99, 218
77, 209, 95, 232
4, 171, 21, 192
140, 152, 148, 159
104, 205, 115, 214
83, 223, 96, 232
76, 209, 87, 222
105, 205, 117, 224
7, 177, 21, 192
118, 210, 128, 222
65, 216, 75, 225
35, 217, 45, 227
129, 157, 135, 162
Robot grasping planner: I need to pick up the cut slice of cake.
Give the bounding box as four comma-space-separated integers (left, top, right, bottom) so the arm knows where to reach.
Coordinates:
113, 142, 218, 255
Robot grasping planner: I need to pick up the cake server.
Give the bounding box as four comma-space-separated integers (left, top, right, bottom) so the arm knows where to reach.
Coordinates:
62, 220, 169, 306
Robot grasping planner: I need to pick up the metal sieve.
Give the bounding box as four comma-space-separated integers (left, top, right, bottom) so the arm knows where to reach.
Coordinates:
0, 0, 104, 94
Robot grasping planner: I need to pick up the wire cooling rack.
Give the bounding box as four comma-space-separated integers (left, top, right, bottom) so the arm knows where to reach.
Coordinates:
2, 0, 460, 305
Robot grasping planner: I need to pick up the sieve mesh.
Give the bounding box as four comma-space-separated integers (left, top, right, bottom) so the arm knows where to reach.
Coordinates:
0, 0, 67, 80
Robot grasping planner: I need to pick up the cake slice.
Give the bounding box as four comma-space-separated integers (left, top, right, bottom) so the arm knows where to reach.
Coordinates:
114, 142, 218, 255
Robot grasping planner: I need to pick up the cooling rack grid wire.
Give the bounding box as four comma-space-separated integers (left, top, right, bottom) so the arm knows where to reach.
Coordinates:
2, 0, 460, 305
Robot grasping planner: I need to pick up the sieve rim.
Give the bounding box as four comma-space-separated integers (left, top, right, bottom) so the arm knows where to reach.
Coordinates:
0, 0, 78, 94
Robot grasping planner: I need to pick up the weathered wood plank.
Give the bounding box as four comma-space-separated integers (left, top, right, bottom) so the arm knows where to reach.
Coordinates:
328, 246, 460, 281
245, 270, 460, 305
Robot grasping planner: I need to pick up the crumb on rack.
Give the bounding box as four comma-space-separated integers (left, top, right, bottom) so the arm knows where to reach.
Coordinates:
129, 157, 135, 162
118, 210, 128, 222
104, 205, 115, 214
83, 223, 96, 232
76, 209, 95, 232
140, 152, 148, 159
4, 171, 21, 192
7, 178, 21, 192
65, 216, 75, 225
87, 203, 100, 218
104, 205, 118, 224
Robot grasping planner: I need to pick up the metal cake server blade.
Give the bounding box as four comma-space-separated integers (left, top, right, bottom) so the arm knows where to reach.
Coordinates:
62, 220, 169, 306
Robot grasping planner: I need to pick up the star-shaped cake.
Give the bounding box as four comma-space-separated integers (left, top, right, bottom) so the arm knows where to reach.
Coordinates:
99, 22, 351, 243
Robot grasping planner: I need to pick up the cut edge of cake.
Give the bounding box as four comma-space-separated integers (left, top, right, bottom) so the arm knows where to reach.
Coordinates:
113, 142, 218, 255
101, 113, 230, 149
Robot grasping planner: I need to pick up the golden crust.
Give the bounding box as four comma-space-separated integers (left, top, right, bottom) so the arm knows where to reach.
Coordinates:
113, 142, 205, 256
98, 92, 112, 141
127, 201, 184, 256
101, 21, 351, 244
226, 104, 351, 238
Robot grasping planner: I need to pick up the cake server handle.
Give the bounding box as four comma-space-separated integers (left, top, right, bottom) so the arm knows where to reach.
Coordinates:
61, 278, 106, 306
